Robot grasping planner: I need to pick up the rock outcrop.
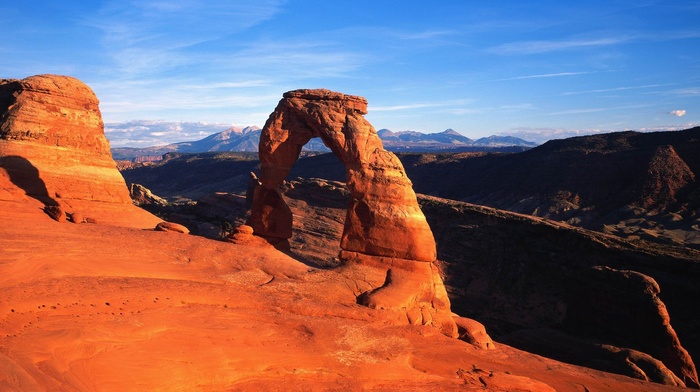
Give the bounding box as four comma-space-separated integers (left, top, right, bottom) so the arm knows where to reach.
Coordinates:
130, 183, 168, 207
249, 89, 455, 336
155, 221, 190, 234
0, 75, 161, 228
563, 266, 699, 388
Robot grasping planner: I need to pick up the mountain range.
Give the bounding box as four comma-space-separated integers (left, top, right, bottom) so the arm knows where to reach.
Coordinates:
111, 127, 536, 160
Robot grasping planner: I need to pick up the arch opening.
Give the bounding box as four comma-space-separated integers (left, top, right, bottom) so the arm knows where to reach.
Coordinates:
249, 89, 436, 262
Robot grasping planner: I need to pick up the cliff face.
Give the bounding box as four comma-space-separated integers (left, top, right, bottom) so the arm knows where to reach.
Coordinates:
0, 75, 160, 228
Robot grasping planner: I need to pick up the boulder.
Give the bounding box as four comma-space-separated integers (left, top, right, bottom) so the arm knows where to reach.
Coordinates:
130, 183, 168, 206
0, 75, 161, 228
453, 316, 496, 350
155, 221, 190, 234
43, 205, 65, 222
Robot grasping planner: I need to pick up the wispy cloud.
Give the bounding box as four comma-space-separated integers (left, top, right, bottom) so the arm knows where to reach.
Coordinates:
562, 83, 675, 95
486, 28, 700, 56
495, 71, 595, 81
84, 1, 285, 77
671, 87, 700, 96
499, 103, 535, 110
394, 30, 457, 40
228, 40, 367, 79
487, 37, 630, 55
181, 80, 273, 90
546, 103, 654, 116
370, 99, 474, 112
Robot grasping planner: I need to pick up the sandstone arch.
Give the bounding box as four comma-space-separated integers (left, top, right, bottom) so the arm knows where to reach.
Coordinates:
249, 89, 436, 262
249, 89, 457, 337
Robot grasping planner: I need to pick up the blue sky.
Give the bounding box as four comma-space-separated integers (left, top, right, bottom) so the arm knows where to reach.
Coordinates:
2, 1, 699, 146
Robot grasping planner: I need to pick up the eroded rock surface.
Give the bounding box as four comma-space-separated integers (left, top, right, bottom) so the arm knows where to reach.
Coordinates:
251, 89, 435, 261
0, 75, 160, 228
249, 89, 454, 335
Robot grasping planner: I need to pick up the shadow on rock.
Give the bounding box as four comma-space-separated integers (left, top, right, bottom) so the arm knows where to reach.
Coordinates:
0, 155, 58, 207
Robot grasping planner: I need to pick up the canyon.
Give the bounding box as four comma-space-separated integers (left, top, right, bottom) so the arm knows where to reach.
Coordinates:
2, 74, 699, 390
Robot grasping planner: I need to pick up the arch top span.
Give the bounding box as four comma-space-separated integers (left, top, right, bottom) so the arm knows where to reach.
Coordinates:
250, 89, 436, 262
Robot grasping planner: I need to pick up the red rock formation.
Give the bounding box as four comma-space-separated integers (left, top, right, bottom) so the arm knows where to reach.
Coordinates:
249, 89, 454, 336
155, 221, 190, 234
251, 89, 436, 261
0, 75, 160, 228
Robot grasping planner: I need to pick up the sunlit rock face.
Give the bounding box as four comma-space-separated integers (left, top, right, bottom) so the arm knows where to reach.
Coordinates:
250, 89, 436, 262
249, 89, 456, 337
0, 74, 160, 228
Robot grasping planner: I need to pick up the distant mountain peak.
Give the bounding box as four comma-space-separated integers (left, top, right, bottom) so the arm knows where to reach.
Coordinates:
441, 129, 462, 135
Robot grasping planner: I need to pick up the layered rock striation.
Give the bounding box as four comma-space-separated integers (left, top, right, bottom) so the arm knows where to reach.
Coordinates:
0, 75, 160, 228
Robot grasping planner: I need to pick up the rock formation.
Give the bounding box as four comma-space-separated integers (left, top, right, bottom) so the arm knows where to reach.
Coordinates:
0, 74, 160, 228
563, 266, 699, 388
155, 221, 190, 234
418, 196, 700, 388
249, 89, 455, 336
130, 183, 168, 207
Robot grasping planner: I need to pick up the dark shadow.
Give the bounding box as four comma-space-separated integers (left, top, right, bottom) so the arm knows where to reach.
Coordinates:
281, 247, 341, 270
0, 155, 58, 206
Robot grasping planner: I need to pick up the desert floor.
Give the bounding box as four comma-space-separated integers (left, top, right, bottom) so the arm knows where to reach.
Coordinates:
0, 197, 685, 391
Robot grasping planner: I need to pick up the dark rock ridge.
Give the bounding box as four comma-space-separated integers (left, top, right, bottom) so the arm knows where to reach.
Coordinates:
401, 127, 700, 249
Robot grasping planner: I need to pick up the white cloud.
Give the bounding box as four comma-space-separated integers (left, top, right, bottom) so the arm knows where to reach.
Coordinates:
669, 109, 686, 117
637, 123, 698, 132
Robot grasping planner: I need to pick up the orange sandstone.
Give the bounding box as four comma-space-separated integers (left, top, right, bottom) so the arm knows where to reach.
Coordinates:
0, 74, 160, 228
